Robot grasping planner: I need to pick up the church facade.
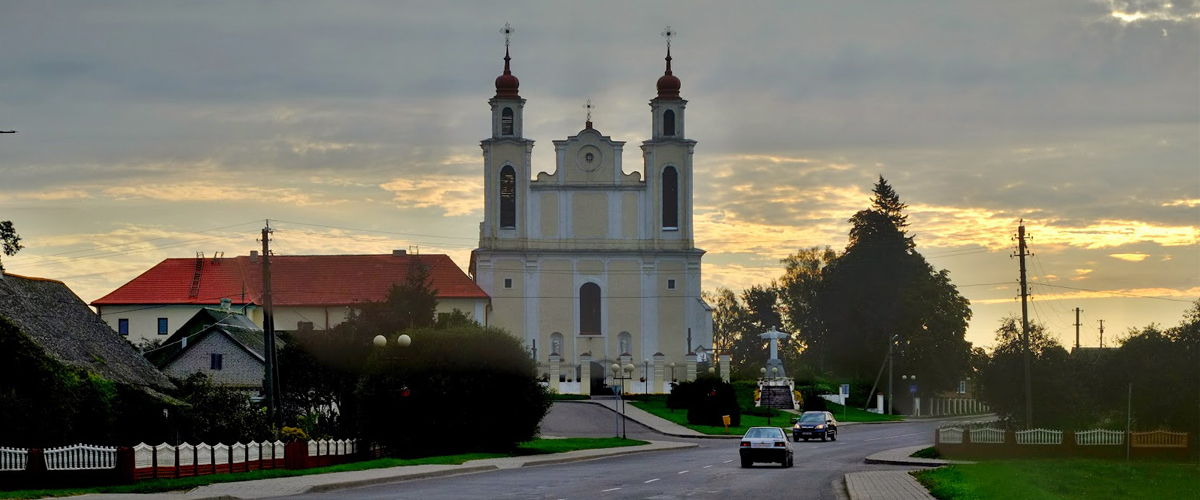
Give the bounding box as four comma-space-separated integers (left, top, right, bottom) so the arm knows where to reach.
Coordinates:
471, 35, 714, 394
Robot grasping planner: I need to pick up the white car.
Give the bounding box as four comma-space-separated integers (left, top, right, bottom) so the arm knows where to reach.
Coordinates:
738, 426, 794, 468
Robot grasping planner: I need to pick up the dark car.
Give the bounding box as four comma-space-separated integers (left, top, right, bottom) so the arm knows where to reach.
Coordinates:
792, 411, 838, 441
739, 426, 793, 468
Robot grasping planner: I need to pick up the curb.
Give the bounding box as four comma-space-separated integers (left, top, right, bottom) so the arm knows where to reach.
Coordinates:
301, 465, 500, 494
863, 444, 974, 467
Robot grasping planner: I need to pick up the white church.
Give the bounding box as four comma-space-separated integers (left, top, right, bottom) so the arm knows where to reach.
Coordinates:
471, 29, 716, 394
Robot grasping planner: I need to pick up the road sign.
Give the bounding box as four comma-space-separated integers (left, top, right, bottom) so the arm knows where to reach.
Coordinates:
839, 384, 850, 396
909, 384, 918, 394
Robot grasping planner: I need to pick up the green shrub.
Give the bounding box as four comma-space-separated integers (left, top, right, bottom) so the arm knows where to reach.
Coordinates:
670, 376, 741, 427
356, 326, 551, 457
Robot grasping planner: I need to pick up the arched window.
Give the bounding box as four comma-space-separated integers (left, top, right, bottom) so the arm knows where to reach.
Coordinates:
501, 107, 514, 136
662, 166, 679, 229
663, 109, 676, 136
579, 283, 601, 335
500, 165, 516, 229
618, 332, 632, 355
550, 332, 564, 356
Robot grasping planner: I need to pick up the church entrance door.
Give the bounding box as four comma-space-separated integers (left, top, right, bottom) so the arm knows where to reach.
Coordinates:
588, 361, 607, 395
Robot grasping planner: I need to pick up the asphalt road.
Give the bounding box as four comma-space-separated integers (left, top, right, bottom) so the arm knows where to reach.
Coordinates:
295, 403, 942, 500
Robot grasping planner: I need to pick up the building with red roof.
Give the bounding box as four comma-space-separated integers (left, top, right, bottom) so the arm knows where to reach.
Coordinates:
92, 251, 489, 344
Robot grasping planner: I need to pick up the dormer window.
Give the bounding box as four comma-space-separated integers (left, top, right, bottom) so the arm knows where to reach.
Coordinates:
663, 109, 676, 136
501, 107, 514, 136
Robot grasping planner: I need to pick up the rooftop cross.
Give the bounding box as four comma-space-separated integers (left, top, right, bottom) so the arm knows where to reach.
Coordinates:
584, 98, 594, 128
501, 22, 513, 48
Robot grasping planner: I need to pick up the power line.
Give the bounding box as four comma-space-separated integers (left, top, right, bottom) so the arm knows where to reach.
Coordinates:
1031, 283, 1193, 303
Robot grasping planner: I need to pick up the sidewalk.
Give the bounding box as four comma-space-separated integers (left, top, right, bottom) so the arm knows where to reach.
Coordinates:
72, 440, 697, 500
844, 444, 973, 500
844, 470, 935, 500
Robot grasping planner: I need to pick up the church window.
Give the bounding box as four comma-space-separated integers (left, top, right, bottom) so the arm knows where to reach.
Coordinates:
551, 332, 564, 355
579, 283, 601, 335
618, 331, 632, 355
667, 279, 676, 290
662, 166, 679, 229
663, 109, 676, 136
500, 165, 516, 228
501, 107, 514, 136
504, 278, 513, 289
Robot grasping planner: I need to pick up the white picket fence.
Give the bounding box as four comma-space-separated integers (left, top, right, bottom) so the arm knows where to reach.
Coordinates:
43, 443, 117, 471
0, 446, 28, 472
134, 440, 286, 468
970, 427, 1006, 444
1075, 429, 1124, 446
1015, 428, 1062, 445
938, 427, 964, 444
1131, 431, 1188, 448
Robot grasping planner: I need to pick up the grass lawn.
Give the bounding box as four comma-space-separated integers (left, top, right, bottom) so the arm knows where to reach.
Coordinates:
914, 459, 1200, 500
630, 396, 901, 436
0, 437, 647, 499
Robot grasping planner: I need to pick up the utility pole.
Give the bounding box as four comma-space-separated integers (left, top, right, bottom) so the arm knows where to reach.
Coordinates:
260, 220, 280, 427
1015, 220, 1033, 427
886, 335, 896, 415
1098, 319, 1105, 348
1080, 306, 1089, 350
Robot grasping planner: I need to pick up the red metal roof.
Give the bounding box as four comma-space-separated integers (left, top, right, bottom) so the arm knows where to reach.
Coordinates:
91, 254, 488, 306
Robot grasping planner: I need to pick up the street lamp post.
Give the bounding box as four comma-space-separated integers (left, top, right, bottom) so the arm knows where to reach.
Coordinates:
610, 363, 634, 439
668, 362, 676, 382
643, 359, 650, 397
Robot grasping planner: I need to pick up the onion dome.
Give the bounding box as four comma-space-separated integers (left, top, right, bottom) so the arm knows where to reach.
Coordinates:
495, 46, 520, 99
656, 47, 681, 100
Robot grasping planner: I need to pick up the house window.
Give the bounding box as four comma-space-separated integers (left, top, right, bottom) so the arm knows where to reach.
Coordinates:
667, 279, 676, 290
579, 283, 601, 335
117, 318, 129, 336
157, 318, 169, 335
662, 166, 678, 229
957, 380, 967, 394
663, 109, 676, 136
504, 278, 513, 289
500, 165, 517, 229
210, 353, 223, 370
501, 107, 514, 136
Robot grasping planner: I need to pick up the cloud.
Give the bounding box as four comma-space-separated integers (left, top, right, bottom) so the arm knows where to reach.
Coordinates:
972, 285, 1200, 304
1102, 0, 1200, 24
102, 183, 343, 207
1162, 198, 1200, 207
378, 175, 483, 217
0, 189, 92, 201
1109, 252, 1151, 261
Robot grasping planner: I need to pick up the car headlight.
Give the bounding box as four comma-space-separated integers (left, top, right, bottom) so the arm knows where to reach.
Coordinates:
793, 424, 800, 429
816, 424, 825, 429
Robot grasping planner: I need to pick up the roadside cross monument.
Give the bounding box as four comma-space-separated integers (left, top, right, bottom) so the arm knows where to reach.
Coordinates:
759, 327, 788, 378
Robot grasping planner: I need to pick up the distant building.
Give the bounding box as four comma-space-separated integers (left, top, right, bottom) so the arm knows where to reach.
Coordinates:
147, 307, 273, 391
471, 36, 713, 393
0, 271, 173, 393
92, 252, 489, 344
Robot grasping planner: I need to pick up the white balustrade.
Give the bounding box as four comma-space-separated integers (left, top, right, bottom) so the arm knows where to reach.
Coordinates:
0, 446, 28, 471
1075, 429, 1124, 446
970, 427, 1006, 444
938, 427, 964, 444
43, 443, 116, 471
1016, 428, 1062, 445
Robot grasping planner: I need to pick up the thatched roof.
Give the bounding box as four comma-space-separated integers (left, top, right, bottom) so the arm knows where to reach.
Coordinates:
0, 272, 173, 391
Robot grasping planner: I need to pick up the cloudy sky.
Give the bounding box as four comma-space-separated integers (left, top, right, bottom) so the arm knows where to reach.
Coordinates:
1, 0, 1196, 349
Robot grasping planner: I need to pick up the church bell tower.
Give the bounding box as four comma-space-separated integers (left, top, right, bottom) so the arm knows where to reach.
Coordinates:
481, 23, 534, 244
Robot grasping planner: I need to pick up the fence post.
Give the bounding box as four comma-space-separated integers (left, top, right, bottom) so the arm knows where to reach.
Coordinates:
116, 447, 136, 484
26, 448, 45, 485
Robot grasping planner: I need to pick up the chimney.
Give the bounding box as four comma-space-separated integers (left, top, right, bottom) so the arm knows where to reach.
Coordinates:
220, 298, 232, 311
249, 250, 259, 262
393, 249, 407, 256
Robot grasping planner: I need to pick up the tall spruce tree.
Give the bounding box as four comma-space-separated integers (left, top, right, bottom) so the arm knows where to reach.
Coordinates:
815, 177, 971, 393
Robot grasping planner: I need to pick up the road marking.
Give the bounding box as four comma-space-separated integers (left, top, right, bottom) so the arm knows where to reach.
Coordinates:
863, 432, 924, 441
601, 487, 621, 492
703, 465, 713, 468
678, 470, 689, 474
723, 459, 733, 463
644, 478, 660, 484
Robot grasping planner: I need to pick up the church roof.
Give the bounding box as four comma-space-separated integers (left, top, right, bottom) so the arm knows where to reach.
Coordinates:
92, 253, 488, 306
